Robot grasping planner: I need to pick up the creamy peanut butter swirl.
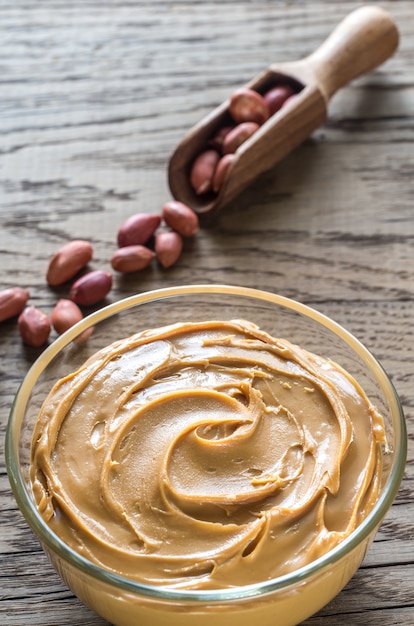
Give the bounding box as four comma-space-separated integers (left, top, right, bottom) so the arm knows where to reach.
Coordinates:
31, 320, 385, 589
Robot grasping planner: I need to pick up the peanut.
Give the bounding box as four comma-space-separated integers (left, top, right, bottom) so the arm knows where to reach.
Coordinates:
46, 240, 93, 286
18, 306, 51, 347
222, 122, 259, 154
70, 270, 113, 306
111, 245, 154, 273
155, 231, 183, 268
161, 201, 199, 237
189, 81, 301, 198
190, 149, 220, 195
212, 154, 236, 193
281, 93, 298, 108
0, 287, 30, 322
51, 299, 83, 335
209, 126, 235, 153
263, 84, 295, 115
117, 213, 161, 248
229, 88, 269, 125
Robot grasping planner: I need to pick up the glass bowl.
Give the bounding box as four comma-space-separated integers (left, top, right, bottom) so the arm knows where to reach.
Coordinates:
6, 284, 407, 626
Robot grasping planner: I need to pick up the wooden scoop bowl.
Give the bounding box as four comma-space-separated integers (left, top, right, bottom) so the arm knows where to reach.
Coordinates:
168, 5, 399, 218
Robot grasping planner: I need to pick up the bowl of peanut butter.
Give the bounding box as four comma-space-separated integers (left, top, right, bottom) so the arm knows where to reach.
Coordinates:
6, 285, 407, 626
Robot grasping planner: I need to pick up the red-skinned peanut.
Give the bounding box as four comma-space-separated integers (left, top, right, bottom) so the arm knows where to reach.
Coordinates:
18, 306, 51, 347
190, 149, 220, 195
222, 122, 259, 154
117, 213, 161, 248
155, 231, 183, 268
263, 84, 295, 115
161, 201, 199, 237
46, 240, 93, 286
0, 287, 30, 322
212, 154, 236, 193
209, 126, 235, 153
51, 299, 83, 335
111, 245, 155, 273
70, 270, 112, 306
281, 93, 298, 108
229, 88, 269, 125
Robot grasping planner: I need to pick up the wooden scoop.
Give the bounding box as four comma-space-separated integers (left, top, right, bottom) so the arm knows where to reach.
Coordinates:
168, 5, 399, 218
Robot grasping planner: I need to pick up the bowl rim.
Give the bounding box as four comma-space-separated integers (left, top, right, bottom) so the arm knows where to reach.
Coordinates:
5, 284, 407, 602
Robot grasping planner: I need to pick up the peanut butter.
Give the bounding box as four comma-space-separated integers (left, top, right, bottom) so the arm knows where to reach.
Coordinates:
30, 320, 385, 590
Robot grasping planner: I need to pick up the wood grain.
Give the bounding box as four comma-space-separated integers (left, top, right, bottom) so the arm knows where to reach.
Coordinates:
1, 1, 413, 624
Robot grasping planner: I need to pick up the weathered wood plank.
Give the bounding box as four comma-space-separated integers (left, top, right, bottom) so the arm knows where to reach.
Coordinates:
1, 1, 413, 625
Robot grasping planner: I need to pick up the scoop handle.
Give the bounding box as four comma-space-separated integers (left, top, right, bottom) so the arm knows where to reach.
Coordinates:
304, 5, 399, 100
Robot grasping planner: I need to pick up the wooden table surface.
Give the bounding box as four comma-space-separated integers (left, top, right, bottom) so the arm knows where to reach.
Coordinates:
1, 1, 413, 624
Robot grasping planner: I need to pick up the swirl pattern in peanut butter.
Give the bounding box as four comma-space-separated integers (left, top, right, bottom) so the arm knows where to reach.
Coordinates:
31, 320, 385, 589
